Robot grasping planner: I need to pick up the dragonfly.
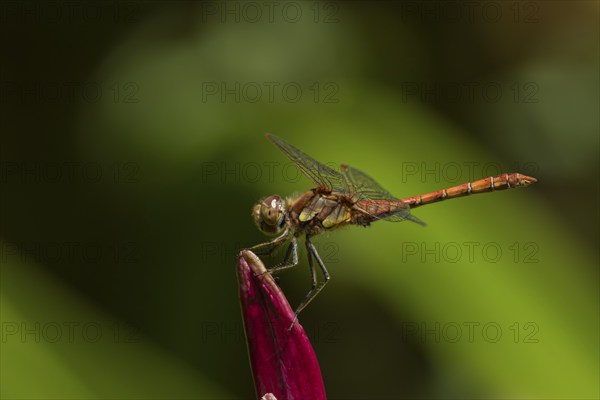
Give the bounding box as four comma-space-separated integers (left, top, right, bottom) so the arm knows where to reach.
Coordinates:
250, 133, 536, 327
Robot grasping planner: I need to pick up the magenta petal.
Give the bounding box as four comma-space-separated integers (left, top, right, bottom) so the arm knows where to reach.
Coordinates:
237, 250, 327, 400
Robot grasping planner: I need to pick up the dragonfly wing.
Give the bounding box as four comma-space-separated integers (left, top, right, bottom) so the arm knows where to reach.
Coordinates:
266, 133, 349, 193
384, 212, 427, 226
341, 163, 395, 200
341, 164, 425, 225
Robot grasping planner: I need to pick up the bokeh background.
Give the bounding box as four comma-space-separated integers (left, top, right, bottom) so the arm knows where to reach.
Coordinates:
1, 1, 598, 399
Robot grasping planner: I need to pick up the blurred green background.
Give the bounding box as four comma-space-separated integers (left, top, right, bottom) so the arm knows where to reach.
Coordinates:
1, 1, 598, 399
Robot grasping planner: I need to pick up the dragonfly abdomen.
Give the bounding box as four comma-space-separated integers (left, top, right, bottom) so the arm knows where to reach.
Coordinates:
401, 173, 537, 209
352, 200, 408, 224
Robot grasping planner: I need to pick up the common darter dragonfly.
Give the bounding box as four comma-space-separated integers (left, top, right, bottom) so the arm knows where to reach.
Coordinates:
250, 134, 537, 327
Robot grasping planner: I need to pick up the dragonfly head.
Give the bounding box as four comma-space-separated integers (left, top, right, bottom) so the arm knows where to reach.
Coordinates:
253, 195, 287, 235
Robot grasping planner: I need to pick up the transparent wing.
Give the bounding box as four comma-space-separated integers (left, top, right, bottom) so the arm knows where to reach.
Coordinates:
266, 133, 349, 194
341, 164, 425, 225
341, 163, 396, 200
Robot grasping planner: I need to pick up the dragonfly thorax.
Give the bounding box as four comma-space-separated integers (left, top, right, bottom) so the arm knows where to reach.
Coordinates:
253, 194, 287, 235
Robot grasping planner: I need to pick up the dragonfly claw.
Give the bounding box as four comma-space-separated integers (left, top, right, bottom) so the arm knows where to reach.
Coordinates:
287, 314, 299, 332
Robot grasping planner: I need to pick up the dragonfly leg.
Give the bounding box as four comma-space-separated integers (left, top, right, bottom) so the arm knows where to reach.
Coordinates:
248, 227, 289, 256
266, 236, 298, 274
289, 234, 330, 330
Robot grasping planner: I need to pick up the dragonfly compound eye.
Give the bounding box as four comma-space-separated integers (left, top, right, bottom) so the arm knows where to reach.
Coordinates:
253, 195, 286, 235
